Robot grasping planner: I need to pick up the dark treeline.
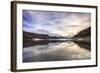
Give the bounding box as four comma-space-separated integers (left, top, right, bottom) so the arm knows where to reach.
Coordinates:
73, 27, 91, 38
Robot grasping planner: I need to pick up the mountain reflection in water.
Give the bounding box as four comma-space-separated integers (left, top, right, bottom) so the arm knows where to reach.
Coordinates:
23, 41, 91, 62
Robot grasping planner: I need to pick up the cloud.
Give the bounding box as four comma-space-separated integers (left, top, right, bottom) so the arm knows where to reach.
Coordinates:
23, 10, 91, 37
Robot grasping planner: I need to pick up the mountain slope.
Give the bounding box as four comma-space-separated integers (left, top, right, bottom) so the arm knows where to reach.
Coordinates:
73, 27, 91, 38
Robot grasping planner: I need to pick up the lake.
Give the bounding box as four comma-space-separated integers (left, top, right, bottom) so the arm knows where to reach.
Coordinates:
23, 41, 91, 62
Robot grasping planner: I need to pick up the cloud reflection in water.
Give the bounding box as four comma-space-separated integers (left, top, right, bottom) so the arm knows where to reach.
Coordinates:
23, 42, 90, 62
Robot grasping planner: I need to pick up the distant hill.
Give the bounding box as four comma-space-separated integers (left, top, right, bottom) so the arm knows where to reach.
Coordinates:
23, 31, 68, 47
73, 27, 91, 38
23, 31, 67, 42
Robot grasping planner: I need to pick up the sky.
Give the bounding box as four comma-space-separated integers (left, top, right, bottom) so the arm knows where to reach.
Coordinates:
23, 10, 91, 37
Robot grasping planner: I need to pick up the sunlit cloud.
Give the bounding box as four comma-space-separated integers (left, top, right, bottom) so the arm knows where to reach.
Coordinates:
23, 10, 91, 37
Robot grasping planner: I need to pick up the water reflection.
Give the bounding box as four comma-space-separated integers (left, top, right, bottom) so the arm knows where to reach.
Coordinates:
23, 41, 91, 62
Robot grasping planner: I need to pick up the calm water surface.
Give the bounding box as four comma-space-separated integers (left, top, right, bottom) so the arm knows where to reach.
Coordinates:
23, 41, 91, 62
